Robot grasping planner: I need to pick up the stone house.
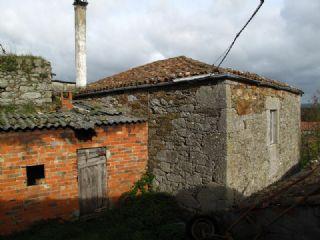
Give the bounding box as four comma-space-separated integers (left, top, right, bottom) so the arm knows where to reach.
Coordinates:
0, 54, 303, 235
0, 56, 148, 235
77, 56, 303, 205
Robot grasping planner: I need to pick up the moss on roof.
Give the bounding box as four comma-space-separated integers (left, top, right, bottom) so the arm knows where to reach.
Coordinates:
79, 56, 302, 96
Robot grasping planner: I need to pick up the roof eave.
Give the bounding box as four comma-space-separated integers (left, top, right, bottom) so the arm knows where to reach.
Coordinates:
224, 73, 304, 95
75, 73, 303, 99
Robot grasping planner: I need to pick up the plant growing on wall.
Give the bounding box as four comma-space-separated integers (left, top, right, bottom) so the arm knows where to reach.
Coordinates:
129, 172, 155, 196
0, 54, 18, 72
120, 172, 155, 203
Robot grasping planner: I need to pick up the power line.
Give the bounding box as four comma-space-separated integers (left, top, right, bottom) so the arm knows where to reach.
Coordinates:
215, 0, 265, 67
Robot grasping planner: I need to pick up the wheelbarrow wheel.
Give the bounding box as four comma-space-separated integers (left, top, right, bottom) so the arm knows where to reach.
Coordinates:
186, 215, 218, 240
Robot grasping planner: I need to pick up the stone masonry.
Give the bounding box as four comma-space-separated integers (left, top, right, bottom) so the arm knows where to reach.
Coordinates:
81, 78, 301, 211
0, 55, 52, 106
82, 82, 227, 191
76, 56, 302, 213
226, 81, 301, 199
148, 84, 228, 193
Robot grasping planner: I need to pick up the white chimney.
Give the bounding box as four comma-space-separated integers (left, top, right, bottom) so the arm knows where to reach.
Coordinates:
74, 0, 88, 88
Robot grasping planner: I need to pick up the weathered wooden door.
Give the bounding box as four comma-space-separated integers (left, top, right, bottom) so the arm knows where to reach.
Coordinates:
77, 147, 107, 215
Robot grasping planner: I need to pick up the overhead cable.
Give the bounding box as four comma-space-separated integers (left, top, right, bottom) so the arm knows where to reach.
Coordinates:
215, 0, 265, 67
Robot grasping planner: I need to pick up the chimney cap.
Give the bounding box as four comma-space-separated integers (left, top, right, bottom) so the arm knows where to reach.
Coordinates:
73, 0, 88, 6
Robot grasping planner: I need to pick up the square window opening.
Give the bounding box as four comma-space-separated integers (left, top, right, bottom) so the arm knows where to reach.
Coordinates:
26, 165, 45, 186
269, 110, 278, 145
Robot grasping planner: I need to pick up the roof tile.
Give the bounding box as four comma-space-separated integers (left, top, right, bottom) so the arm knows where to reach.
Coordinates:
0, 102, 145, 132
80, 56, 302, 95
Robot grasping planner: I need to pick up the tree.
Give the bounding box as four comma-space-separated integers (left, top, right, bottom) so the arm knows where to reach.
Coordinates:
301, 90, 320, 167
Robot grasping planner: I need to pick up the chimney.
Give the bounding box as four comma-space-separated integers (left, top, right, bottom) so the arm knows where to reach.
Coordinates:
74, 0, 88, 88
61, 92, 73, 110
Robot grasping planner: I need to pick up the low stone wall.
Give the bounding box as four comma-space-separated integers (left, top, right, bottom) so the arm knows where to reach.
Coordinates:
0, 55, 52, 106
52, 80, 76, 92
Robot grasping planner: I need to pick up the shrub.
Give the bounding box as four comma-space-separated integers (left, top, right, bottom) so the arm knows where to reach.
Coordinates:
301, 90, 320, 167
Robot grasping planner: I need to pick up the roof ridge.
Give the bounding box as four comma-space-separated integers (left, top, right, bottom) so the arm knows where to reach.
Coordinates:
82, 56, 302, 95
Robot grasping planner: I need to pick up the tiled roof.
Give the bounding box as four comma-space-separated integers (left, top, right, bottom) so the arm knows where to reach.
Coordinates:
0, 103, 145, 132
239, 163, 320, 208
301, 122, 320, 131
79, 56, 302, 95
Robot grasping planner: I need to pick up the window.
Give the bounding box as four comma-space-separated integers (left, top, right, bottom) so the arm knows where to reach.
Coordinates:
26, 165, 45, 186
269, 110, 278, 144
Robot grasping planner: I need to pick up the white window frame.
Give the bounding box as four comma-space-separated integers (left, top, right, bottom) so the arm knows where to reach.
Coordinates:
266, 97, 280, 146
269, 109, 278, 145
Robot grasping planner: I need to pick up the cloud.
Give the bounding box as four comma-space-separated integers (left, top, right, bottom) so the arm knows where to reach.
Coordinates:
0, 0, 319, 102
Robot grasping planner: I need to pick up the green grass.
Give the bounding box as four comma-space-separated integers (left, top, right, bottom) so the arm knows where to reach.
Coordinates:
2, 193, 186, 240
0, 102, 60, 115
0, 103, 37, 114
0, 54, 47, 72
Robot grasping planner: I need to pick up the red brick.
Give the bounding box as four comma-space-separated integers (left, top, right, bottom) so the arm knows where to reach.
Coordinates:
0, 122, 148, 235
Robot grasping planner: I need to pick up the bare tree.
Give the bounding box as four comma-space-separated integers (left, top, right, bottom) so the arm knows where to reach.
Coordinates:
0, 43, 6, 55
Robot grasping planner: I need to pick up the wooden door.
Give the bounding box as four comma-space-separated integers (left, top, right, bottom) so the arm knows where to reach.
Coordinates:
77, 147, 107, 215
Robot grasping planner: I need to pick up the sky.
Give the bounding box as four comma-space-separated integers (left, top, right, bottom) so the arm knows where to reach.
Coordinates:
0, 0, 319, 102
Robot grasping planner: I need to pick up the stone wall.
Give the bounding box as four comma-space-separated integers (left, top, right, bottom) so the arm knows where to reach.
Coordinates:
225, 81, 301, 199
83, 82, 228, 193
52, 80, 76, 92
80, 79, 301, 209
148, 84, 227, 193
0, 55, 52, 106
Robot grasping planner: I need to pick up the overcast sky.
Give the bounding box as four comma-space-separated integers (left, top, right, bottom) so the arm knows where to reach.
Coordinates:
0, 0, 319, 102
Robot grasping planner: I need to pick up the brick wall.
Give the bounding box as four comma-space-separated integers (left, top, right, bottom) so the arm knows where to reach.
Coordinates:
0, 123, 148, 235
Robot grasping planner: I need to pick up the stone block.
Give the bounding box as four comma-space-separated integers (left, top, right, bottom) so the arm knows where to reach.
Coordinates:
176, 189, 201, 210
0, 80, 8, 88
19, 86, 34, 92
180, 104, 194, 112
21, 92, 42, 99
196, 183, 228, 212
172, 118, 186, 128
160, 162, 171, 173
1, 92, 13, 98
167, 173, 182, 182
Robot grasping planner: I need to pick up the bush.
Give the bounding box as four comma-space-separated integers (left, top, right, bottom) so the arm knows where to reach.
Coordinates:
301, 90, 320, 167
301, 126, 320, 167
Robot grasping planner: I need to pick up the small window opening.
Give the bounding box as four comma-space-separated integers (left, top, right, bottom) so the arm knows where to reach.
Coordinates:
269, 110, 278, 144
74, 129, 97, 141
26, 165, 45, 186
